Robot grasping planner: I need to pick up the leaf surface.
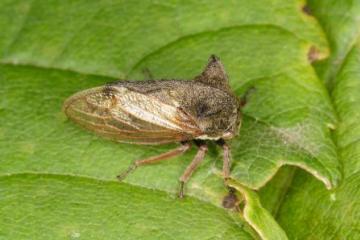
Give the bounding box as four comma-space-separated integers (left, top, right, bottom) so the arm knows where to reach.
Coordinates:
276, 1, 360, 239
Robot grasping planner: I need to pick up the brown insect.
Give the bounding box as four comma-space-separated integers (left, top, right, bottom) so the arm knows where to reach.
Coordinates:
63, 55, 247, 198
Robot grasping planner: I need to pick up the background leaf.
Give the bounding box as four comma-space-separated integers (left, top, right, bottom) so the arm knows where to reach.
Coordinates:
0, 174, 253, 240
0, 0, 357, 239
276, 1, 360, 239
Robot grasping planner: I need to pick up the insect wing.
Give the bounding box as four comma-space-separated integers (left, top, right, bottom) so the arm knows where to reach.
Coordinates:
63, 86, 202, 144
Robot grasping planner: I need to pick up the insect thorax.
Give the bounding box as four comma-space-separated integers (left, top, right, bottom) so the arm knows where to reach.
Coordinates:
130, 80, 240, 139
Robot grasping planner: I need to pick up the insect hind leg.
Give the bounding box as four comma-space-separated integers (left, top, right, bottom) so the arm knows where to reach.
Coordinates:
117, 142, 191, 181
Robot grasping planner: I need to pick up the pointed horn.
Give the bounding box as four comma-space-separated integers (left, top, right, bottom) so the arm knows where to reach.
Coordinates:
194, 55, 230, 91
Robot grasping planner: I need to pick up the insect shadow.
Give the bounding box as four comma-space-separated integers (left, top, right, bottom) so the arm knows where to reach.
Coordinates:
63, 55, 253, 198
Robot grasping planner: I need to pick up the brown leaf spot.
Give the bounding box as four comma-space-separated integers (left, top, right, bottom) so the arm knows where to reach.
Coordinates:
302, 4, 312, 16
222, 188, 239, 209
308, 46, 320, 63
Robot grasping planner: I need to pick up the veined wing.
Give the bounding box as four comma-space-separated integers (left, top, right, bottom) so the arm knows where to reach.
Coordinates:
63, 85, 203, 144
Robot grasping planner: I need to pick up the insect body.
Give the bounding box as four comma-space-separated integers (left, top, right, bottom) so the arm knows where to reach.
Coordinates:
63, 55, 243, 197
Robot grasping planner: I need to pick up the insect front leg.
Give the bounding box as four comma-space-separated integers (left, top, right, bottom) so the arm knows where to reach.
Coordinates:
117, 142, 191, 181
178, 141, 208, 198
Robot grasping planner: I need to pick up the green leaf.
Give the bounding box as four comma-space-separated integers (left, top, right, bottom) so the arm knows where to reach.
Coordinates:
275, 1, 360, 239
0, 0, 353, 239
0, 0, 328, 78
227, 180, 288, 240
306, 0, 360, 87
0, 174, 253, 240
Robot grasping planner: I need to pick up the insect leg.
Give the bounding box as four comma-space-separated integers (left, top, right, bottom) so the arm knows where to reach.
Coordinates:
178, 142, 208, 198
117, 142, 191, 181
216, 139, 231, 179
142, 68, 154, 80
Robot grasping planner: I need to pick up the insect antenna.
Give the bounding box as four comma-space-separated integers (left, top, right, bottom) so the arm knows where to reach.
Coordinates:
239, 87, 256, 107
